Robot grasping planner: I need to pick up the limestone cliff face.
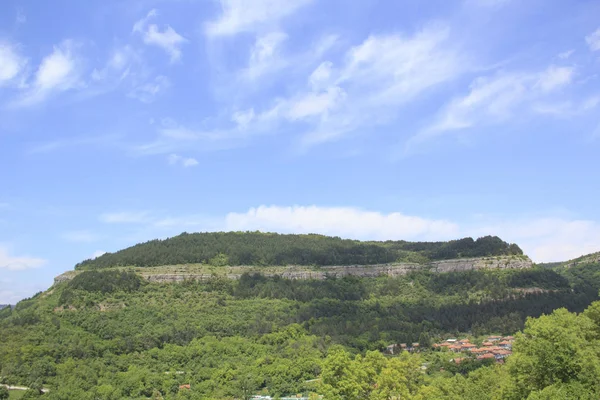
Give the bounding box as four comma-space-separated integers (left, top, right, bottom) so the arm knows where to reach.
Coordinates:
430, 256, 532, 273
54, 256, 532, 284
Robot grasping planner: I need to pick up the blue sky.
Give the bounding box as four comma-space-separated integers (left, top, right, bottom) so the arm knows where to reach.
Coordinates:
1, 0, 600, 303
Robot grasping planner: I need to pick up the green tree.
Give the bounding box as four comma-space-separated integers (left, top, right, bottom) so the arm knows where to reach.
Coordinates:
0, 386, 9, 400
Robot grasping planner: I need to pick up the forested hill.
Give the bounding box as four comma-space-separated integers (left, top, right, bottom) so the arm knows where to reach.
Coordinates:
75, 231, 523, 269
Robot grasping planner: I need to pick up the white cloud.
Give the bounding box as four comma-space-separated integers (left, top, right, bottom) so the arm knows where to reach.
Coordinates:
205, 0, 313, 37
586, 28, 600, 52
409, 65, 577, 149
225, 205, 459, 241
236, 25, 463, 147
128, 75, 170, 103
286, 86, 346, 120
35, 43, 78, 90
0, 246, 46, 271
15, 40, 81, 106
558, 49, 574, 59
133, 9, 187, 62
16, 8, 26, 24
534, 65, 574, 92
138, 25, 464, 154
167, 153, 199, 167
91, 250, 106, 259
0, 41, 27, 85
91, 46, 138, 82
61, 230, 99, 243
469, 217, 600, 263
532, 96, 600, 117
241, 32, 288, 80
309, 61, 334, 91
99, 211, 150, 224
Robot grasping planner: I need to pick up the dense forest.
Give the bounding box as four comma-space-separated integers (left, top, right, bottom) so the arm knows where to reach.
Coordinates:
2, 255, 600, 399
75, 232, 523, 269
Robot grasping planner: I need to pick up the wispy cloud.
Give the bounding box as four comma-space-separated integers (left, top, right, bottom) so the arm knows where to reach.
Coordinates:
0, 246, 47, 271
61, 230, 100, 243
0, 41, 28, 86
241, 32, 288, 81
167, 153, 199, 167
133, 9, 187, 63
558, 49, 574, 59
535, 65, 574, 92
205, 0, 314, 37
271, 24, 464, 147
586, 28, 600, 52
16, 8, 26, 24
407, 65, 577, 151
136, 24, 464, 155
13, 40, 82, 106
99, 211, 150, 224
127, 75, 170, 103
27, 134, 122, 155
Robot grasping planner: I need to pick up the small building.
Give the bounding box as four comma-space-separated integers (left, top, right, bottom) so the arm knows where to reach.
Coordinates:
385, 344, 400, 354
179, 384, 191, 390
408, 343, 420, 352
477, 353, 495, 361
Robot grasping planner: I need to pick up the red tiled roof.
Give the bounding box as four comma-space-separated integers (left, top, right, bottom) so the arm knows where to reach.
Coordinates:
470, 348, 488, 353
477, 353, 495, 360
482, 342, 493, 346
179, 384, 191, 390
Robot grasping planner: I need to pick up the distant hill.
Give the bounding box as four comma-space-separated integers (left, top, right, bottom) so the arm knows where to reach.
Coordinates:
75, 231, 523, 269
0, 304, 9, 310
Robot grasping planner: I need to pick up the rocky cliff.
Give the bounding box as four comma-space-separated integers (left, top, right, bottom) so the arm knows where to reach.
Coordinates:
54, 255, 532, 284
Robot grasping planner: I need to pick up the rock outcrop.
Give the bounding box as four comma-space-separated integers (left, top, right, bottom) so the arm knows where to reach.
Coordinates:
54, 256, 532, 284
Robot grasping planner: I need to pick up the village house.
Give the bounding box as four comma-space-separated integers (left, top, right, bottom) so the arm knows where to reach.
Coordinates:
385, 344, 400, 355
431, 336, 515, 363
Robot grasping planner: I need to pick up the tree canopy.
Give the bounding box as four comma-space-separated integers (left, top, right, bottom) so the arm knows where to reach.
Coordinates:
75, 231, 523, 269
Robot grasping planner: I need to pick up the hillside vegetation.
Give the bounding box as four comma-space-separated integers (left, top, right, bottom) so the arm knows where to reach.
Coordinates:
2, 252, 600, 398
75, 232, 523, 269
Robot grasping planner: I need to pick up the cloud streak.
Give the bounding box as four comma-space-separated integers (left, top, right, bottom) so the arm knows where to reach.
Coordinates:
0, 246, 47, 271
133, 9, 187, 63
0, 41, 27, 85
205, 0, 313, 37
407, 65, 578, 151
13, 40, 82, 107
